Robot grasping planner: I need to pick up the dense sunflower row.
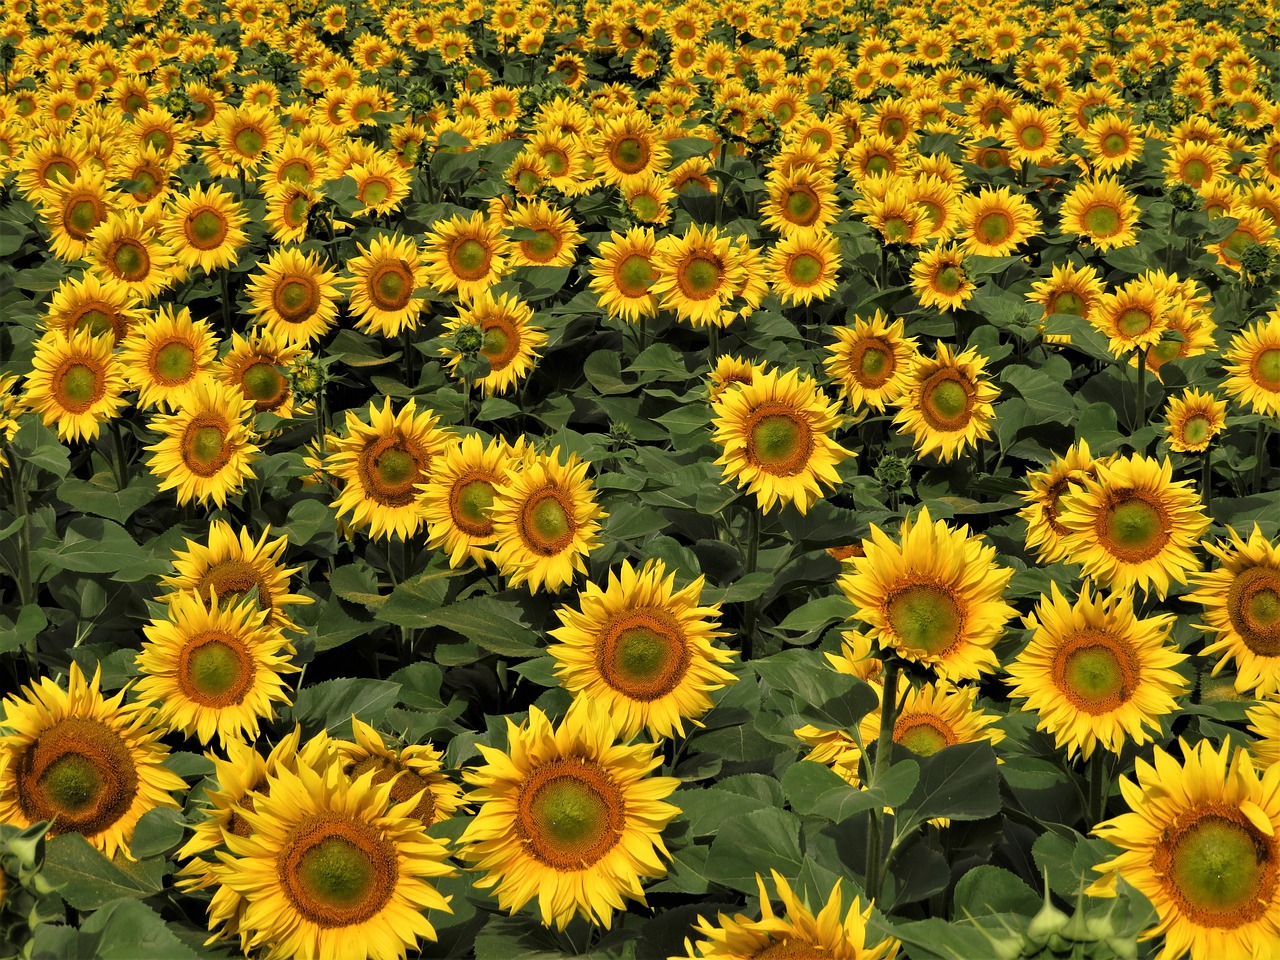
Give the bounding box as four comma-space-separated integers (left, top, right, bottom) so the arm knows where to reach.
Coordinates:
3, 0, 1280, 957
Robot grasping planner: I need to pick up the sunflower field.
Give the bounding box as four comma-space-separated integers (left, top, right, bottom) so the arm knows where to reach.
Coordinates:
5, 0, 1280, 957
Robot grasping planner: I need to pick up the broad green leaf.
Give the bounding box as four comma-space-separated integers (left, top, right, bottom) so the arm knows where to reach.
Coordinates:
895, 741, 1001, 836
42, 834, 164, 910
381, 594, 540, 656
128, 807, 185, 860
389, 661, 447, 709
783, 759, 919, 823
678, 786, 774, 836
952, 865, 1043, 918
289, 678, 402, 737
36, 517, 147, 575
375, 565, 465, 625
703, 807, 805, 893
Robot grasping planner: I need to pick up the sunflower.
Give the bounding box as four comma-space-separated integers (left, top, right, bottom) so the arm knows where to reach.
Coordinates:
160, 183, 249, 275
419, 434, 522, 569
906, 175, 962, 241
88, 210, 177, 303
622, 174, 675, 226
1020, 439, 1109, 565
23, 328, 128, 443
765, 229, 841, 307
1163, 389, 1228, 454
711, 367, 851, 515
592, 110, 670, 189
1249, 702, 1280, 769
650, 223, 746, 328
910, 242, 976, 311
871, 680, 1006, 759
762, 163, 839, 237
506, 200, 583, 268
325, 398, 455, 543
218, 330, 307, 419
839, 505, 1016, 681
118, 304, 218, 411
441, 292, 547, 397
1091, 277, 1171, 360
1187, 525, 1280, 698
337, 718, 465, 828
1057, 453, 1209, 598
0, 663, 186, 861
892, 343, 999, 463
680, 871, 900, 960
1007, 583, 1187, 760
1222, 313, 1280, 415
40, 168, 115, 263
349, 154, 411, 217
134, 592, 295, 747
1003, 103, 1062, 167
1027, 260, 1106, 323
1163, 139, 1231, 189
708, 355, 769, 405
1145, 305, 1217, 382
1059, 177, 1140, 251
241, 247, 341, 346
206, 103, 283, 177
1207, 210, 1277, 272
1082, 113, 1144, 172
1089, 740, 1280, 960
263, 181, 319, 244
489, 446, 606, 594
344, 234, 428, 339
959, 186, 1042, 257
157, 520, 312, 635
423, 212, 511, 302
548, 559, 737, 740
457, 699, 679, 930
825, 311, 919, 412
210, 756, 454, 960
588, 223, 668, 311
145, 380, 260, 509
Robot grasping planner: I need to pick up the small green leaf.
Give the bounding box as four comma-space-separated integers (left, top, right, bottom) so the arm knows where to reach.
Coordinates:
42, 834, 164, 910
128, 808, 185, 860
953, 865, 1042, 918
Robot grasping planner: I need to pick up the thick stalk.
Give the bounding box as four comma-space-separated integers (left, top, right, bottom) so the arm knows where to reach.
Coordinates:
1200, 449, 1213, 512
740, 504, 761, 661
4, 450, 33, 610
1133, 348, 1146, 432
108, 419, 129, 491
707, 325, 720, 368
1253, 423, 1270, 495
220, 270, 234, 339
864, 657, 901, 904
1087, 750, 1108, 828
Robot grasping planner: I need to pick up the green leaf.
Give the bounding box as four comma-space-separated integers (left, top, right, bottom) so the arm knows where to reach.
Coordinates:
678, 786, 775, 836
375, 565, 465, 625
952, 865, 1042, 918
891, 918, 1019, 960
289, 678, 402, 738
783, 759, 920, 823
14, 419, 71, 478
389, 595, 541, 656
583, 349, 629, 394
35, 517, 148, 575
128, 807, 185, 860
74, 899, 203, 959
700, 572, 773, 604
754, 650, 879, 729
389, 662, 447, 709
330, 563, 386, 607
703, 807, 805, 893
895, 742, 1001, 835
42, 834, 164, 910
56, 473, 160, 524
0, 604, 45, 656
773, 595, 854, 638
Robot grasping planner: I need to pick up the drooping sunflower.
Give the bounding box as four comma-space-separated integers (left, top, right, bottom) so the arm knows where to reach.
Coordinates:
145, 380, 260, 509
548, 559, 737, 740
423, 211, 511, 302
1222, 313, 1280, 416
489, 446, 606, 594
157, 520, 312, 634
765, 229, 841, 306
910, 242, 976, 311
1163, 389, 1228, 454
650, 223, 747, 329
1006, 583, 1187, 760
325, 398, 455, 542
711, 367, 852, 515
344, 234, 429, 339
679, 871, 900, 960
88, 209, 177, 303
43, 272, 144, 345
440, 291, 547, 396
708, 355, 769, 405
457, 699, 680, 930
337, 718, 465, 829
1187, 525, 1280, 698
1057, 453, 1209, 598
133, 592, 296, 747
762, 163, 840, 236
958, 186, 1042, 257
23, 328, 128, 443
825, 311, 919, 411
210, 757, 454, 960
0, 663, 186, 861
118, 304, 218, 411
1020, 439, 1110, 565
892, 343, 1000, 463
1089, 740, 1280, 960
1059, 177, 1140, 251
245, 245, 344, 346
161, 183, 249, 274
218, 330, 308, 419
419, 434, 523, 569
588, 226, 660, 323
839, 505, 1016, 681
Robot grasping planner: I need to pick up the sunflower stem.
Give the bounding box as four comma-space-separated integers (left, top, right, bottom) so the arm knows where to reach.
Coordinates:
706, 325, 720, 367
1133, 348, 1146, 434
3, 447, 34, 612
219, 269, 233, 339
462, 377, 474, 428
1252, 423, 1270, 495
713, 140, 728, 227
108, 418, 129, 491
1201, 448, 1213, 512
865, 656, 901, 905
741, 503, 761, 661
1087, 749, 1108, 827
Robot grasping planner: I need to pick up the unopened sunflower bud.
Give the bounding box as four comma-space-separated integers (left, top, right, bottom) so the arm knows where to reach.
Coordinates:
453, 323, 484, 357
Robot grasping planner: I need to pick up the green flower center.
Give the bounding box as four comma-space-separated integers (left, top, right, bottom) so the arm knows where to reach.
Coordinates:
613, 135, 647, 173
923, 374, 973, 429
1255, 348, 1280, 390
680, 256, 722, 298
186, 424, 229, 474
1102, 132, 1127, 156
522, 491, 572, 554
1058, 636, 1132, 712
865, 155, 891, 176
896, 718, 952, 757
451, 477, 495, 536
886, 584, 963, 657
41, 753, 103, 814
375, 448, 415, 487
1227, 567, 1280, 656
1167, 813, 1275, 923
515, 169, 540, 194
276, 277, 318, 321
934, 266, 964, 294
452, 238, 491, 280
371, 263, 411, 310
976, 210, 1013, 245
19, 717, 138, 837
1117, 307, 1154, 337
233, 127, 265, 157
358, 435, 425, 507
1082, 203, 1121, 238
1182, 415, 1212, 447
749, 411, 812, 475
1052, 290, 1087, 316
75, 308, 114, 339
600, 608, 690, 700
1100, 495, 1168, 561
242, 362, 287, 410
1182, 158, 1208, 184
1020, 125, 1045, 149
111, 240, 148, 281
153, 340, 195, 385
58, 362, 100, 410
787, 253, 822, 286
67, 197, 103, 237
616, 253, 654, 297
180, 635, 252, 705
524, 228, 559, 261
784, 187, 818, 224
519, 760, 624, 868
360, 179, 390, 206
188, 209, 227, 250
629, 193, 660, 221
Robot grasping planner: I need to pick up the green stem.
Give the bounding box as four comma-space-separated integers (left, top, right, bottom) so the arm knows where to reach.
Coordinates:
1087, 750, 1108, 828
4, 449, 33, 610
637, 316, 648, 354
713, 140, 728, 227
865, 657, 902, 905
220, 270, 233, 339
1201, 449, 1213, 512
1252, 423, 1270, 495
1133, 348, 1146, 433
462, 378, 474, 428
108, 419, 129, 491
740, 504, 761, 661
707, 325, 720, 367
